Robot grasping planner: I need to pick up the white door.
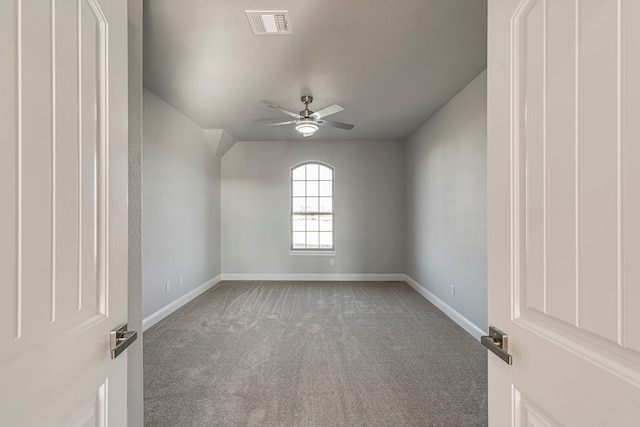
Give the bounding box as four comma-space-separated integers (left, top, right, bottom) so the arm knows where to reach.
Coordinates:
487, 0, 640, 425
0, 0, 129, 425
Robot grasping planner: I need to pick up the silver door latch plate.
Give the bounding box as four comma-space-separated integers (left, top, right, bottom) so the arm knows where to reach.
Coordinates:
481, 326, 513, 365
110, 323, 138, 359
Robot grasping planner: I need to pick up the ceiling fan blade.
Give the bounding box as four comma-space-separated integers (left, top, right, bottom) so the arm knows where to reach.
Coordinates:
310, 104, 344, 119
317, 119, 354, 130
263, 102, 303, 119
264, 120, 296, 127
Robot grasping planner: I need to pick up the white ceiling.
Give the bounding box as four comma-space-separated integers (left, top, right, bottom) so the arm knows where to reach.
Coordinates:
143, 0, 487, 142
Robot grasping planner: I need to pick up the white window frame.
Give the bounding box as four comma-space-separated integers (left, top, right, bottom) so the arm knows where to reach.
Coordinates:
290, 161, 335, 255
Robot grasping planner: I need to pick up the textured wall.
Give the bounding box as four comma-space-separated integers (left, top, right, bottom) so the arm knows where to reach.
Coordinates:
404, 70, 488, 331
142, 88, 221, 318
221, 140, 405, 275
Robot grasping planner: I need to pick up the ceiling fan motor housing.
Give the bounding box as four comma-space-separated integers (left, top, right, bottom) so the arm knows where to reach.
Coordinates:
300, 95, 314, 118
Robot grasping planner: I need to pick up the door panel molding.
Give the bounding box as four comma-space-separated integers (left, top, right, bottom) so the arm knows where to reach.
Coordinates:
515, 388, 562, 427
511, 0, 639, 359
515, 315, 640, 389
1, 0, 111, 366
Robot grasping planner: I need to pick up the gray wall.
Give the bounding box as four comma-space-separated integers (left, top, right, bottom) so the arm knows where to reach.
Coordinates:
127, 0, 143, 425
221, 140, 405, 275
404, 70, 487, 331
142, 88, 221, 318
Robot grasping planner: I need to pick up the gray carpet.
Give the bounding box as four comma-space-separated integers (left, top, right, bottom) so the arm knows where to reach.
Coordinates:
144, 281, 487, 426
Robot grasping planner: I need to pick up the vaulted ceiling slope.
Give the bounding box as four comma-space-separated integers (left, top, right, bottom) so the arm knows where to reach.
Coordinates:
143, 0, 487, 141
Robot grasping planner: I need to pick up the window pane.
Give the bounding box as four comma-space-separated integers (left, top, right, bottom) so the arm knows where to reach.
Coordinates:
307, 216, 319, 232
292, 165, 305, 180
292, 197, 306, 213
306, 181, 319, 197
292, 181, 305, 197
306, 232, 319, 248
306, 197, 319, 213
319, 215, 333, 231
319, 165, 332, 180
306, 163, 319, 180
292, 215, 306, 231
319, 197, 332, 213
292, 163, 334, 251
319, 232, 333, 248
319, 181, 332, 196
292, 232, 306, 248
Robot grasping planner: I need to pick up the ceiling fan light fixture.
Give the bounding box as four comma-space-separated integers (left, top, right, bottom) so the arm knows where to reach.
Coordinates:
263, 97, 353, 136
295, 121, 319, 134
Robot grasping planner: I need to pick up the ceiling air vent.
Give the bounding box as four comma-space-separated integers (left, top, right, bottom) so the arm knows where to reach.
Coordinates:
245, 10, 291, 35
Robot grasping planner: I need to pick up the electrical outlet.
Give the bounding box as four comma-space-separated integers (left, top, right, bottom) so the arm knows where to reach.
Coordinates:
165, 282, 170, 293
329, 258, 335, 266
179, 275, 183, 287
451, 285, 455, 296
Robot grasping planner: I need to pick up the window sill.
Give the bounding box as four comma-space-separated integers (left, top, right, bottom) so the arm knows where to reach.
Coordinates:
289, 250, 336, 256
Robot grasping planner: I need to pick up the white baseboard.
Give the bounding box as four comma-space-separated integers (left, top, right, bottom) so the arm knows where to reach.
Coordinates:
404, 275, 486, 341
220, 273, 406, 282
142, 275, 222, 331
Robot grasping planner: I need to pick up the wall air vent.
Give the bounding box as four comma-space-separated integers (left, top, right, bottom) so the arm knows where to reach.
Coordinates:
245, 10, 291, 35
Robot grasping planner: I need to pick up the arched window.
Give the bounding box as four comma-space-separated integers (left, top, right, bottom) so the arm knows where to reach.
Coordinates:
291, 162, 334, 251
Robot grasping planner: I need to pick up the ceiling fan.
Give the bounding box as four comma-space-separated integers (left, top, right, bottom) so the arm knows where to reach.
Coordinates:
262, 96, 354, 137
